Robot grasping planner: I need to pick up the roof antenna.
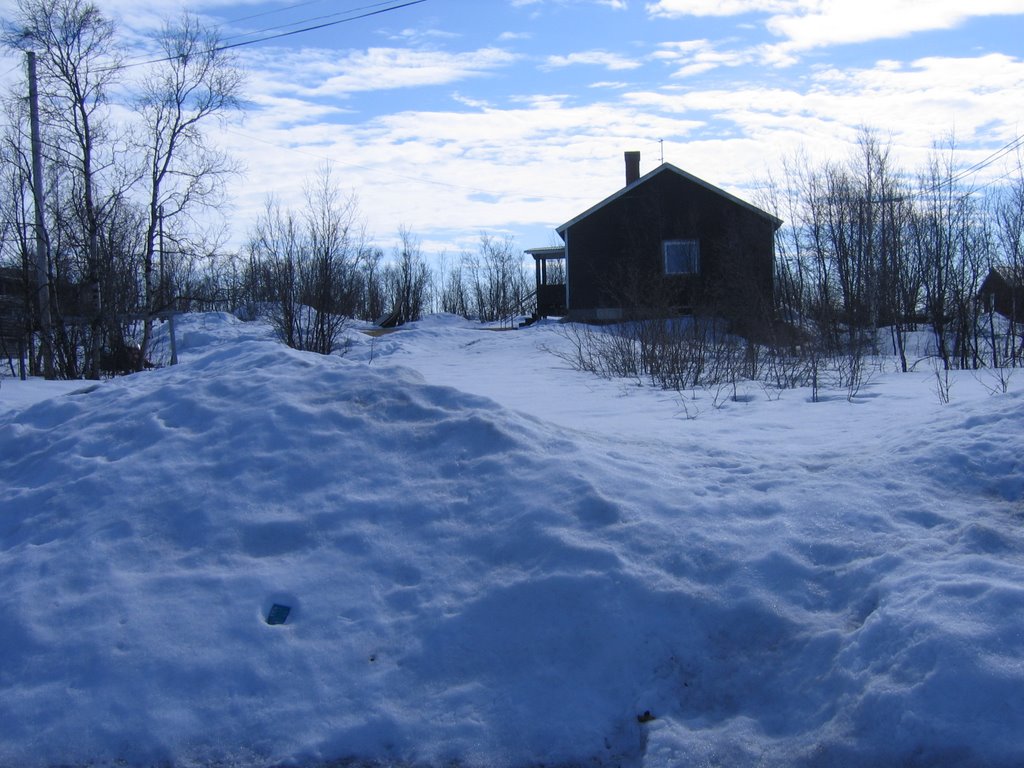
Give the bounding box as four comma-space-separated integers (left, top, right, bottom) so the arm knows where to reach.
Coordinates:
659, 139, 664, 165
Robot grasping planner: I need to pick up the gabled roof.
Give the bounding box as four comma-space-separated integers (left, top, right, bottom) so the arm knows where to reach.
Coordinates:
985, 265, 1024, 287
555, 162, 783, 236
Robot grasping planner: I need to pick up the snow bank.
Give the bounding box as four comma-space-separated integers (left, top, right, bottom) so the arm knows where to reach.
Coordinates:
1, 313, 1023, 767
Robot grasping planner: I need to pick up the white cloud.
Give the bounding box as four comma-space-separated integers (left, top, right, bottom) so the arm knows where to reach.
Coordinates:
317, 47, 519, 95
647, 0, 793, 17
647, 0, 1024, 52
240, 46, 520, 99
451, 92, 494, 109
670, 62, 721, 77
651, 39, 714, 56
387, 27, 462, 44
625, 52, 1024, 170
769, 0, 1024, 50
653, 39, 756, 76
543, 50, 645, 71
211, 92, 707, 250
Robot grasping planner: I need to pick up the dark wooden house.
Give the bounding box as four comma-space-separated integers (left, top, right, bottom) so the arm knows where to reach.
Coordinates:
528, 152, 781, 329
979, 266, 1024, 322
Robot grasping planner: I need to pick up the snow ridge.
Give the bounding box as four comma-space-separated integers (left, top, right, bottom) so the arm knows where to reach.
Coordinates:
1, 313, 1023, 767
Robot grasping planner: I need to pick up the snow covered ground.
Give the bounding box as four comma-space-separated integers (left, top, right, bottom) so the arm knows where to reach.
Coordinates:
1, 312, 1023, 768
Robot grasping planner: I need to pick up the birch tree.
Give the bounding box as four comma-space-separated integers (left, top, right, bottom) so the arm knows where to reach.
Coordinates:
134, 13, 242, 367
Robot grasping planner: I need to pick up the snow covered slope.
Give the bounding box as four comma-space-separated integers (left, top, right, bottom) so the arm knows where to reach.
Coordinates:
1, 313, 1022, 767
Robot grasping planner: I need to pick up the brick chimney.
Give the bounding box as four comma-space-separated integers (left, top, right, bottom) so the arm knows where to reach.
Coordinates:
625, 151, 641, 186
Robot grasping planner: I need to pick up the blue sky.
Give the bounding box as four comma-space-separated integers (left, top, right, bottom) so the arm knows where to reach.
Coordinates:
5, 0, 1024, 258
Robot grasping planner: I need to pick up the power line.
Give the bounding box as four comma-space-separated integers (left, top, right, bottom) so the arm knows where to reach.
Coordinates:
946, 134, 1024, 188
109, 0, 428, 72
221, 0, 410, 44
875, 133, 1024, 204
220, 0, 428, 51
225, 0, 341, 26
973, 165, 1024, 195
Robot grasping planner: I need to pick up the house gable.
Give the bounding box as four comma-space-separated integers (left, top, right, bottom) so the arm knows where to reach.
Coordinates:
556, 163, 781, 236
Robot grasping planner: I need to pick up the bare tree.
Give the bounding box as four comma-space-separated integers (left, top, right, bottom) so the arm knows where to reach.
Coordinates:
247, 197, 302, 347
463, 233, 531, 322
244, 166, 365, 354
385, 226, 431, 324
911, 138, 989, 370
134, 12, 243, 367
0, 101, 39, 375
436, 250, 471, 318
357, 245, 386, 321
992, 165, 1024, 366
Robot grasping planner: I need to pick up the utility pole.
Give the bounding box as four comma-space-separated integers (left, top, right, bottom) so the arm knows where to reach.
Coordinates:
27, 51, 54, 379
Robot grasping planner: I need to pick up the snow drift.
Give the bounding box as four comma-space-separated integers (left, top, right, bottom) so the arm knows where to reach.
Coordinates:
1, 312, 1023, 767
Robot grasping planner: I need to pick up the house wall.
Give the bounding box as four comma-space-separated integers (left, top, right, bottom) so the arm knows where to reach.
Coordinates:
0, 268, 30, 346
564, 171, 775, 329
980, 269, 1023, 321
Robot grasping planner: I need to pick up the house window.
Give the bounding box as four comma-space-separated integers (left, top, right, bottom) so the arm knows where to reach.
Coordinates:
664, 239, 700, 275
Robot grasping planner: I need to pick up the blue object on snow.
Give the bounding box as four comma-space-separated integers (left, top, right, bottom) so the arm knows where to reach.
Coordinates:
266, 604, 291, 625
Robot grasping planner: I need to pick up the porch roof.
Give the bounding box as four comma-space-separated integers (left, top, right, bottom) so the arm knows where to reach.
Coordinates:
525, 246, 566, 261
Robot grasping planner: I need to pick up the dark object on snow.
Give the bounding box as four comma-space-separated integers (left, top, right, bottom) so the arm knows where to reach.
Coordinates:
376, 307, 404, 329
100, 342, 153, 376
266, 603, 291, 625
637, 710, 656, 723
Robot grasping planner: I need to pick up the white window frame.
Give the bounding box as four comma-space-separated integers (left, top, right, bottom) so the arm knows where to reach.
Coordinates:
663, 239, 700, 275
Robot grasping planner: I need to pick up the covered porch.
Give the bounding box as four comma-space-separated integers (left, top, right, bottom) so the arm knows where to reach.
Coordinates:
526, 246, 566, 318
